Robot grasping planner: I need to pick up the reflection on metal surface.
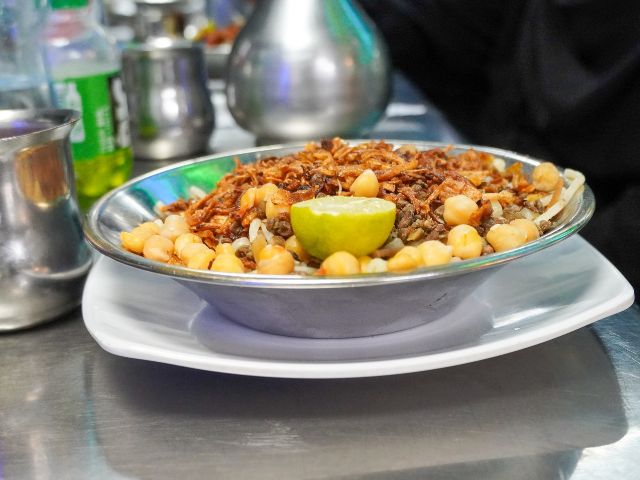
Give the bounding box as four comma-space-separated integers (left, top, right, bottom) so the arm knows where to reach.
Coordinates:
338, 452, 583, 480
226, 0, 391, 142
74, 324, 626, 479
0, 308, 632, 479
0, 110, 92, 331
569, 306, 640, 479
14, 142, 70, 207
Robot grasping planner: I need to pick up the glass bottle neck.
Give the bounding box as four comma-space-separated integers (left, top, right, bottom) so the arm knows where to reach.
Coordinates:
45, 7, 98, 46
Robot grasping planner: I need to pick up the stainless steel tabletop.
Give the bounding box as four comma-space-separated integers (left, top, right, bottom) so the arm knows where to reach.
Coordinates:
1, 75, 639, 480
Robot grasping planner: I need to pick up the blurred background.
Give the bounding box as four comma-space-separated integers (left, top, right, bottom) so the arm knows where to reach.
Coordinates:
103, 0, 251, 74
1, 0, 638, 288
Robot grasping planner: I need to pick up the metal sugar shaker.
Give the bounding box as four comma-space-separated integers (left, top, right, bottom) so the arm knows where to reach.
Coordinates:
121, 40, 215, 161
225, 0, 391, 143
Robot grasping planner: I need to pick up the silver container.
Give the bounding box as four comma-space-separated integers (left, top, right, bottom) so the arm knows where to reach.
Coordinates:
225, 0, 391, 143
121, 40, 215, 161
0, 109, 93, 332
83, 141, 595, 339
132, 0, 208, 42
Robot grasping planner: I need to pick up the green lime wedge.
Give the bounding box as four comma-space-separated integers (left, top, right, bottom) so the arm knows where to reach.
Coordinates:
290, 196, 397, 259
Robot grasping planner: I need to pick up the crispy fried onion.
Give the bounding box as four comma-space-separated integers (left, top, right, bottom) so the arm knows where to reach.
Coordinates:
162, 138, 566, 245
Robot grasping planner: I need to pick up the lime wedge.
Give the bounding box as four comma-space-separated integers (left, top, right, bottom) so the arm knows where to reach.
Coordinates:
290, 196, 397, 259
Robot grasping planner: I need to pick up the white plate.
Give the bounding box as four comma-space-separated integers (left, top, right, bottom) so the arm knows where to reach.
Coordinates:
82, 236, 634, 378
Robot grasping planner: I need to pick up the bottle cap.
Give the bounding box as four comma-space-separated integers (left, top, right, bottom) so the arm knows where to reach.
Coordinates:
50, 0, 89, 9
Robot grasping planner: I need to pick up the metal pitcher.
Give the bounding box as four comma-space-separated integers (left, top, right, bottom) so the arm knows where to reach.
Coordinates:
0, 109, 92, 332
226, 0, 392, 143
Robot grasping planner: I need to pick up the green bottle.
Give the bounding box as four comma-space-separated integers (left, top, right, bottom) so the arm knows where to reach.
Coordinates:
43, 0, 132, 210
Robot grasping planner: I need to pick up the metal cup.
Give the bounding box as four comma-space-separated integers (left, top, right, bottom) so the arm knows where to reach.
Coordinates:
0, 109, 93, 332
121, 40, 215, 161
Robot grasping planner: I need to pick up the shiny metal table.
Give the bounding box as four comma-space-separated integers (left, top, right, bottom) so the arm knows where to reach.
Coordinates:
1, 76, 639, 480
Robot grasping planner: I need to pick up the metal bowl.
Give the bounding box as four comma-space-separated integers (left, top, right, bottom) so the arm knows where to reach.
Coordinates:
84, 141, 595, 339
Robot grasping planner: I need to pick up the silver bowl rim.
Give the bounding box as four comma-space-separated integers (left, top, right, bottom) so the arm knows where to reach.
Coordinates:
84, 140, 595, 289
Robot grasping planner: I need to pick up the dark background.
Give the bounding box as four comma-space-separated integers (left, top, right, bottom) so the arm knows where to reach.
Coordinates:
359, 0, 640, 290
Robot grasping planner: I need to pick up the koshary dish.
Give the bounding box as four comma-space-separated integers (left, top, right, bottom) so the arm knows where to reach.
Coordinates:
86, 140, 593, 338
119, 138, 585, 276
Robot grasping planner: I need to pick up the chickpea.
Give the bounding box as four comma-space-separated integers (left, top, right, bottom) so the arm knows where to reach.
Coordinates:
121, 223, 158, 254
255, 183, 279, 204
398, 246, 424, 266
210, 253, 245, 273
138, 221, 160, 235
257, 245, 295, 275
509, 218, 540, 242
359, 255, 372, 271
349, 169, 379, 198
239, 187, 257, 211
160, 214, 190, 241
317, 251, 360, 275
532, 162, 561, 192
142, 234, 174, 263
446, 224, 483, 259
164, 214, 187, 227
174, 233, 203, 258
251, 232, 268, 260
180, 242, 214, 264
443, 195, 479, 226
362, 257, 388, 273
121, 231, 146, 254
486, 224, 527, 252
265, 199, 290, 219
285, 235, 309, 262
216, 243, 235, 256
185, 246, 216, 270
387, 252, 420, 272
417, 240, 453, 267
257, 244, 283, 261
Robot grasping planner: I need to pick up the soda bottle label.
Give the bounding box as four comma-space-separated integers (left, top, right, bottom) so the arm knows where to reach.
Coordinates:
53, 70, 130, 161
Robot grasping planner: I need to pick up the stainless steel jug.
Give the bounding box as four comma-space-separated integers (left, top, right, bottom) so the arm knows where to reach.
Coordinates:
0, 109, 92, 331
226, 0, 391, 143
